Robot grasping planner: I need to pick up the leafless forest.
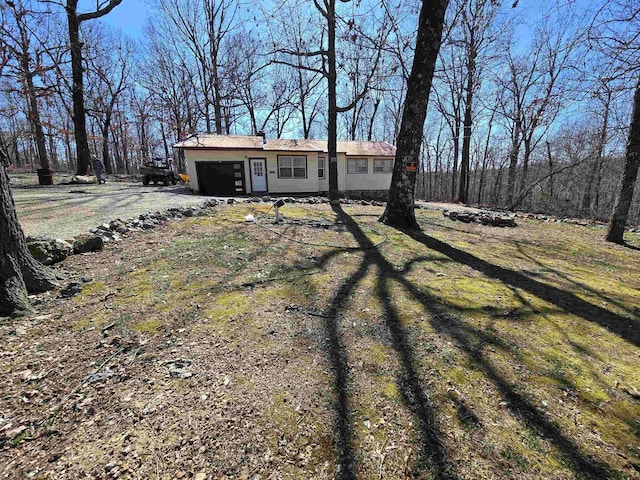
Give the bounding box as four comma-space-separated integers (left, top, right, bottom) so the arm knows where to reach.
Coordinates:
0, 0, 638, 221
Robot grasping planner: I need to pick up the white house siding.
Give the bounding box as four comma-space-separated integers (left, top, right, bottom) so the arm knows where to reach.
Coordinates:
265, 152, 320, 194
184, 148, 393, 195
185, 149, 322, 194
318, 154, 347, 192
344, 156, 393, 191
337, 154, 347, 192
318, 156, 329, 192
186, 149, 257, 194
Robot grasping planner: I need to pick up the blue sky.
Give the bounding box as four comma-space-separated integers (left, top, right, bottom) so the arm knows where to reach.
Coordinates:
99, 0, 149, 39
98, 0, 602, 44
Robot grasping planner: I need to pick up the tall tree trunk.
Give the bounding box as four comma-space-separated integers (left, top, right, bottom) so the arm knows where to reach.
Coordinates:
212, 66, 223, 134
492, 163, 504, 205
436, 154, 442, 200
118, 118, 130, 173
582, 91, 610, 216
327, 0, 339, 201
477, 107, 494, 204
0, 163, 30, 315
10, 1, 49, 170
546, 140, 554, 201
0, 150, 58, 316
161, 120, 170, 160
367, 97, 381, 141
64, 120, 75, 172
112, 126, 123, 173
606, 79, 640, 244
65, 0, 122, 175
450, 123, 460, 201
49, 133, 58, 170
505, 119, 522, 206
594, 154, 604, 214
204, 100, 212, 134
297, 65, 311, 140
66, 1, 91, 176
101, 111, 114, 174
23, 72, 49, 170
139, 114, 149, 164
477, 157, 486, 204
511, 139, 532, 210
459, 46, 476, 204
380, 0, 450, 229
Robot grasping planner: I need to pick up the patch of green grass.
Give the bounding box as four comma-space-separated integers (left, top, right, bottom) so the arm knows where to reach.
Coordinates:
72, 312, 110, 331
73, 280, 106, 301
204, 291, 250, 326
11, 430, 29, 447
132, 317, 163, 334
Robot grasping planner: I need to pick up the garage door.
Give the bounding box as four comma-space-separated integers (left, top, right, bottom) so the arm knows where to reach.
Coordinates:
196, 161, 246, 196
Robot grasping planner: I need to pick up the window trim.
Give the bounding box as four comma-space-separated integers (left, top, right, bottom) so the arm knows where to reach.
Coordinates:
347, 157, 368, 174
318, 156, 325, 179
373, 158, 394, 174
277, 155, 308, 179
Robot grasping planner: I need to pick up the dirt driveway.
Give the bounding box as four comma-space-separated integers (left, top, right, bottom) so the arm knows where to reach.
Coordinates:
12, 180, 208, 239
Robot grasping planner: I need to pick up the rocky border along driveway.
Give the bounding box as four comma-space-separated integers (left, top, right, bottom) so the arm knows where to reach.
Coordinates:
26, 195, 640, 281
25, 195, 537, 268
26, 202, 216, 267
24, 195, 392, 266
443, 209, 518, 227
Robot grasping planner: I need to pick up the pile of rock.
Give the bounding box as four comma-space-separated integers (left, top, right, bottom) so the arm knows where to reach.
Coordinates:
242, 195, 387, 207
26, 202, 220, 266
27, 237, 75, 265
513, 212, 639, 232
340, 198, 386, 207
87, 203, 216, 244
443, 209, 517, 227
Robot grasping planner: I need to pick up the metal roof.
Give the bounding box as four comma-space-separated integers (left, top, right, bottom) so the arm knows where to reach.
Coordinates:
173, 134, 264, 149
174, 135, 396, 157
263, 139, 325, 152
336, 141, 396, 157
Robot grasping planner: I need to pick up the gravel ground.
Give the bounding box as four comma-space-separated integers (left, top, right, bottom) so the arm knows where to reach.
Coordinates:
12, 176, 208, 239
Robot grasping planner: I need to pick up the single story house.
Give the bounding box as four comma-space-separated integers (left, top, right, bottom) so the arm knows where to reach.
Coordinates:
172, 134, 396, 197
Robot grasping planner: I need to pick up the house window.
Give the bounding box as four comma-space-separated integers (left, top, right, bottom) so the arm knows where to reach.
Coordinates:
347, 158, 368, 174
278, 156, 307, 178
318, 157, 325, 178
373, 158, 394, 173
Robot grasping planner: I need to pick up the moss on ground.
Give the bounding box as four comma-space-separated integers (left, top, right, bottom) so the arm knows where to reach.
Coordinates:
8, 203, 638, 479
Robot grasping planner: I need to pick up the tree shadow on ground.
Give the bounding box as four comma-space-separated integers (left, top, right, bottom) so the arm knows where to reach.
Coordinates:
323, 204, 458, 479
620, 241, 640, 251
513, 241, 638, 318
327, 204, 615, 480
402, 229, 639, 348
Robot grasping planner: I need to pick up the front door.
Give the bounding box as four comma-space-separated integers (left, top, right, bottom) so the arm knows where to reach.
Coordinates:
250, 158, 267, 193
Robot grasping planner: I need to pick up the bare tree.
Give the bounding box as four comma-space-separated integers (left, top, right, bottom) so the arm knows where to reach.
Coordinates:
155, 0, 239, 135
1, 0, 55, 171
271, 0, 387, 199
142, 23, 199, 146
581, 78, 614, 216
380, 0, 450, 229
225, 32, 297, 137
607, 78, 640, 243
456, 0, 498, 203
62, 0, 123, 175
592, 0, 640, 243
0, 32, 57, 317
85, 24, 132, 174
497, 26, 575, 209
433, 44, 463, 200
